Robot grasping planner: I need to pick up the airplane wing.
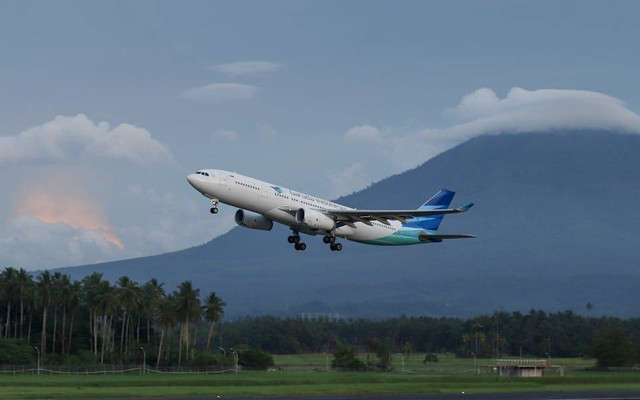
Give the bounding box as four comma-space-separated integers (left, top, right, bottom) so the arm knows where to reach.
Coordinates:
325, 203, 474, 226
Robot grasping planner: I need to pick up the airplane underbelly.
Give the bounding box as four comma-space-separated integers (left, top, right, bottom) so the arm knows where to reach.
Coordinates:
264, 208, 298, 226
348, 224, 390, 241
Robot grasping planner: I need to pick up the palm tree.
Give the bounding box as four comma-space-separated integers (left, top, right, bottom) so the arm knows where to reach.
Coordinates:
50, 272, 69, 354
54, 274, 71, 354
174, 281, 201, 366
2, 267, 18, 338
96, 283, 117, 364
25, 284, 38, 344
37, 271, 53, 356
15, 268, 32, 339
65, 281, 82, 356
82, 272, 105, 356
154, 297, 176, 368
116, 276, 140, 356
203, 292, 226, 352
142, 279, 165, 345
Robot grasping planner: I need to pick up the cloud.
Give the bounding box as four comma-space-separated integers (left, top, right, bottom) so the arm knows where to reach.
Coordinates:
212, 129, 239, 142
0, 216, 121, 270
344, 125, 383, 143
181, 83, 258, 102
256, 123, 278, 137
443, 87, 640, 136
0, 114, 172, 166
354, 88, 640, 171
211, 61, 283, 76
11, 178, 124, 250
328, 163, 370, 197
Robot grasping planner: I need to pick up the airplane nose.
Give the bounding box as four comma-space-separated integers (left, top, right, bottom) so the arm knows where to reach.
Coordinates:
187, 174, 197, 188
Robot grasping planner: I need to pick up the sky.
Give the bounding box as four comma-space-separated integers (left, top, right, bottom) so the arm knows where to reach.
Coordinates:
1, 0, 640, 269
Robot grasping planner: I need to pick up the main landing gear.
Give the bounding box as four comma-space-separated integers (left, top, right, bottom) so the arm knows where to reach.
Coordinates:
323, 235, 342, 251
209, 198, 219, 214
288, 232, 306, 251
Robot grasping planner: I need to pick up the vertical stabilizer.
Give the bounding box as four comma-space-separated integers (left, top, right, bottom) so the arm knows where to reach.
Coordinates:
403, 189, 455, 231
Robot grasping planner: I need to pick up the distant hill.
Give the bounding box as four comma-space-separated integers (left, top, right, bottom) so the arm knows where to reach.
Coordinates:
56, 131, 640, 317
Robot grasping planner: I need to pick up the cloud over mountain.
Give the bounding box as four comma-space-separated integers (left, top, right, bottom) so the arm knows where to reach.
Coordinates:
345, 88, 640, 171
444, 87, 640, 136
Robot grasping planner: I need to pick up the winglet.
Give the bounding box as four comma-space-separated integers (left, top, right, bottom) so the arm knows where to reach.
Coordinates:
456, 202, 474, 212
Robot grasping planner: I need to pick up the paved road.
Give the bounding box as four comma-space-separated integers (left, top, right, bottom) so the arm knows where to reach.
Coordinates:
172, 392, 640, 400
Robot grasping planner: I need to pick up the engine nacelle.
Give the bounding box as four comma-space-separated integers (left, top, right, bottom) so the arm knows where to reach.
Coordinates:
235, 209, 273, 231
295, 208, 335, 231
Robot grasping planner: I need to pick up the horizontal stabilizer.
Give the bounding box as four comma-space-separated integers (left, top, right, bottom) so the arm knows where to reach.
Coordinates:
419, 233, 476, 243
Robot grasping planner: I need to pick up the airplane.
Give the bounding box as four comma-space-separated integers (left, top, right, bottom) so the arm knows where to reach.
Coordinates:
187, 169, 475, 251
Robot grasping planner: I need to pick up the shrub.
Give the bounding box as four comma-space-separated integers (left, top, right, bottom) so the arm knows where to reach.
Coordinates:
594, 326, 637, 368
190, 352, 234, 367
0, 338, 35, 365
238, 348, 274, 370
423, 353, 439, 363
331, 346, 365, 371
373, 344, 392, 371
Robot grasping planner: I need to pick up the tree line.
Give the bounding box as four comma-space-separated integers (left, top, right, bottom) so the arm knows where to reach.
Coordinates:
2, 267, 639, 367
0, 268, 225, 366
220, 312, 640, 363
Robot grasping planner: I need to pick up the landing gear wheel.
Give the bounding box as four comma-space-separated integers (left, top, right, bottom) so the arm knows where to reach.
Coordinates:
210, 207, 218, 214
293, 236, 300, 244
323, 236, 330, 244
330, 243, 336, 251
335, 243, 342, 251
299, 243, 306, 251
295, 243, 301, 250
288, 236, 295, 243
329, 236, 336, 244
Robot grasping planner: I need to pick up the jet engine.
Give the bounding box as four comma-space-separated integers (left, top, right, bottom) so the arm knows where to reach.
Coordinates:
295, 208, 335, 231
235, 209, 273, 231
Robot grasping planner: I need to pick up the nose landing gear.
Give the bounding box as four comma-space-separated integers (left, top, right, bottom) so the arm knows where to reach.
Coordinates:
209, 199, 219, 214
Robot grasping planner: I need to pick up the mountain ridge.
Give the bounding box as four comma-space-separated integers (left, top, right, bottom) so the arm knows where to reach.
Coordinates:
55, 131, 640, 317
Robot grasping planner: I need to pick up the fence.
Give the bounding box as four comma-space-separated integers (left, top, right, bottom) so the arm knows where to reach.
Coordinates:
0, 364, 237, 375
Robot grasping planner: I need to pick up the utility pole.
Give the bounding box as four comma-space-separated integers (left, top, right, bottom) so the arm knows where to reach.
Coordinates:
547, 337, 551, 363
472, 352, 477, 375
140, 347, 146, 375
230, 349, 238, 374
34, 347, 40, 375
397, 353, 405, 373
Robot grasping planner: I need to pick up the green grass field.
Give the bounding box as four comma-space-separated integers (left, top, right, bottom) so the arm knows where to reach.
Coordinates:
0, 354, 638, 399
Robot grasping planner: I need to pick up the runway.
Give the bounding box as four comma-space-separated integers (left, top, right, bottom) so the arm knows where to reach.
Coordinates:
178, 392, 640, 400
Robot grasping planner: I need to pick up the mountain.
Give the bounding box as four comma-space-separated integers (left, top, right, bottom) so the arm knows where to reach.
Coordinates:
56, 131, 640, 317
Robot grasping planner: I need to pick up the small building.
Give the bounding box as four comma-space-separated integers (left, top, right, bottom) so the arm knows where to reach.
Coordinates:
495, 358, 555, 377
478, 358, 564, 377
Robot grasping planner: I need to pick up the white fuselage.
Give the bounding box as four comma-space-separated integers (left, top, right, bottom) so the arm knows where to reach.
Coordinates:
187, 169, 403, 243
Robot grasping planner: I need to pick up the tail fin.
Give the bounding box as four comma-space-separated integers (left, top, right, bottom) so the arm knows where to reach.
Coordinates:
404, 189, 455, 231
